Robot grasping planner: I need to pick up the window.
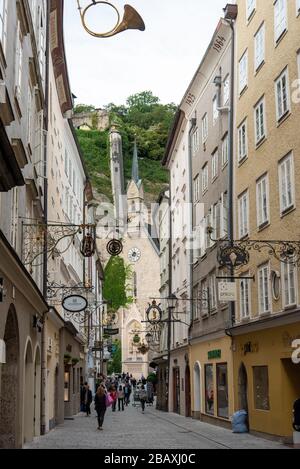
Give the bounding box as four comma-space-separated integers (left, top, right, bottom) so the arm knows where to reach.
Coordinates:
256, 175, 269, 227
64, 151, 68, 176
246, 0, 256, 20
282, 263, 296, 307
238, 191, 249, 238
212, 149, 218, 180
238, 120, 248, 161
193, 285, 200, 319
254, 98, 266, 144
258, 264, 271, 314
274, 0, 287, 42
254, 23, 265, 70
0, 0, 8, 54
192, 127, 200, 155
193, 175, 200, 203
202, 113, 208, 143
223, 75, 230, 105
297, 0, 300, 14
209, 273, 217, 311
275, 68, 290, 121
15, 22, 23, 101
202, 164, 208, 193
253, 366, 270, 411
205, 365, 214, 415
213, 96, 218, 124
201, 279, 209, 315
239, 51, 248, 93
222, 134, 228, 167
240, 276, 251, 319
220, 192, 228, 238
217, 364, 229, 419
279, 153, 294, 213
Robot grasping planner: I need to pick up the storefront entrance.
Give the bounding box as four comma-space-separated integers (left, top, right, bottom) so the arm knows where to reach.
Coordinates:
238, 363, 248, 413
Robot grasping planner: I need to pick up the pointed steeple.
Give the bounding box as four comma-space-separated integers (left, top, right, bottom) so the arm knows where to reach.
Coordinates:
131, 139, 140, 185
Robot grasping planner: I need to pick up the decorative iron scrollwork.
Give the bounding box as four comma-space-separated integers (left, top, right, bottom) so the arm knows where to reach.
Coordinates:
107, 239, 123, 257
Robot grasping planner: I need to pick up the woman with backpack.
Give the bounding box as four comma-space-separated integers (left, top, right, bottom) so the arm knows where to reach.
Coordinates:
94, 386, 107, 431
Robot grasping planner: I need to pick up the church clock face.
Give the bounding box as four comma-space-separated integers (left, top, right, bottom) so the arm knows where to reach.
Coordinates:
128, 247, 141, 263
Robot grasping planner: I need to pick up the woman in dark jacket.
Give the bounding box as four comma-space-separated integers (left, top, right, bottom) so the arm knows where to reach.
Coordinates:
95, 386, 107, 430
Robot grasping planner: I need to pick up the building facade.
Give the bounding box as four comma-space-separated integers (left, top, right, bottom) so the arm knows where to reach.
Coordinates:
188, 18, 234, 427
162, 111, 192, 417
0, 0, 48, 448
231, 0, 300, 441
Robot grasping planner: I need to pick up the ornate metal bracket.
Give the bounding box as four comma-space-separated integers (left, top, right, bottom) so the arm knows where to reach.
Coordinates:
207, 227, 300, 267
21, 221, 96, 270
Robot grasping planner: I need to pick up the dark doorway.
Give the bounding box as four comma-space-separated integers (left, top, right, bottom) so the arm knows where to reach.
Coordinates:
185, 365, 191, 417
173, 367, 180, 414
238, 363, 248, 411
0, 307, 20, 448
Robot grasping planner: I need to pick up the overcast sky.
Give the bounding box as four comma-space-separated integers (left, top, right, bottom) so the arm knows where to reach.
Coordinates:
64, 0, 226, 107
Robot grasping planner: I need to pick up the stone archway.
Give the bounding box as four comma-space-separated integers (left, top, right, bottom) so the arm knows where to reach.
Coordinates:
193, 362, 201, 419
0, 306, 20, 448
34, 347, 41, 437
23, 340, 34, 444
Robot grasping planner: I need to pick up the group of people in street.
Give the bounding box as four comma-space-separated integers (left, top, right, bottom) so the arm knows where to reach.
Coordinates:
80, 373, 155, 431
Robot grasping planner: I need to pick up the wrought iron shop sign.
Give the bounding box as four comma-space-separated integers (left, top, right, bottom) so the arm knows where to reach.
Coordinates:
62, 295, 88, 313
107, 239, 123, 257
217, 245, 249, 269
103, 328, 119, 336
146, 301, 162, 325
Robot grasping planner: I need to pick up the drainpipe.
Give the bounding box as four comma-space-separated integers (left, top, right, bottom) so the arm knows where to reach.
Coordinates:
188, 118, 197, 330
41, 0, 51, 436
228, 19, 236, 328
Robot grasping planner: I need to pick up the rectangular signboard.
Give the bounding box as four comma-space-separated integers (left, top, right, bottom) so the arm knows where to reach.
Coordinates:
218, 282, 237, 302
103, 328, 119, 336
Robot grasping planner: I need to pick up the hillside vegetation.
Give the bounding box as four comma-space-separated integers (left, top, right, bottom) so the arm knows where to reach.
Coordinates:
75, 91, 177, 204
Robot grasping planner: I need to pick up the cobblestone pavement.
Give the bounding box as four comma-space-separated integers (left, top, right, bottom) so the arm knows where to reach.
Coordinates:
25, 403, 289, 449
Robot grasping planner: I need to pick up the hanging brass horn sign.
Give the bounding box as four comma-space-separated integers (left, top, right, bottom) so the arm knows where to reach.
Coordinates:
77, 1, 145, 39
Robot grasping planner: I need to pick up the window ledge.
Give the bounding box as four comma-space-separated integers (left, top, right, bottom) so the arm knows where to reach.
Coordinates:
255, 136, 267, 150
247, 9, 256, 25
257, 221, 270, 233
280, 205, 296, 219
222, 161, 229, 171
239, 85, 248, 99
238, 155, 248, 167
284, 304, 297, 312
254, 60, 265, 76
275, 29, 288, 48
277, 111, 291, 127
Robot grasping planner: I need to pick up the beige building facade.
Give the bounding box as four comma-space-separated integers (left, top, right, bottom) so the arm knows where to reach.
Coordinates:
231, 0, 300, 441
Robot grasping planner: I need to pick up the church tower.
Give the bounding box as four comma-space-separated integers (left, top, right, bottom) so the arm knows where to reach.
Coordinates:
109, 125, 126, 230
127, 140, 145, 232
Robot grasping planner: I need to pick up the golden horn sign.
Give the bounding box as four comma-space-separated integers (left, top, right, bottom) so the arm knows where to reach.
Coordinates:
77, 1, 145, 38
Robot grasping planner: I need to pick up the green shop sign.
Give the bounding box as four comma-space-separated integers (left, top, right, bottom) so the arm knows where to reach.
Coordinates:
208, 349, 222, 360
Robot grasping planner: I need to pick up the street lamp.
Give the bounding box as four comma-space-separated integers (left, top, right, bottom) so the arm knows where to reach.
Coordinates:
166, 293, 177, 410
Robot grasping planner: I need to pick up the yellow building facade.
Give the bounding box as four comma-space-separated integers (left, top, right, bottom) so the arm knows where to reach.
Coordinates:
232, 0, 300, 441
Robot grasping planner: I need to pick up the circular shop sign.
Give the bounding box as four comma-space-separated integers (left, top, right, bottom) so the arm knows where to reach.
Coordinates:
62, 295, 88, 313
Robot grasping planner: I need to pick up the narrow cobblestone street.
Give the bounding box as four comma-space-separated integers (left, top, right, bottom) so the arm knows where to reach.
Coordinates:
25, 404, 288, 450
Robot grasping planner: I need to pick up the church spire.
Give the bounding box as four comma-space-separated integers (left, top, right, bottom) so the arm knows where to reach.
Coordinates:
131, 139, 140, 185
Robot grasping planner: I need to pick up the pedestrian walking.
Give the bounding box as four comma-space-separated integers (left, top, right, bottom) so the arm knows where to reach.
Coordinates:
118, 385, 125, 411
95, 386, 107, 431
83, 384, 93, 417
124, 381, 132, 406
139, 385, 147, 413
110, 386, 118, 412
